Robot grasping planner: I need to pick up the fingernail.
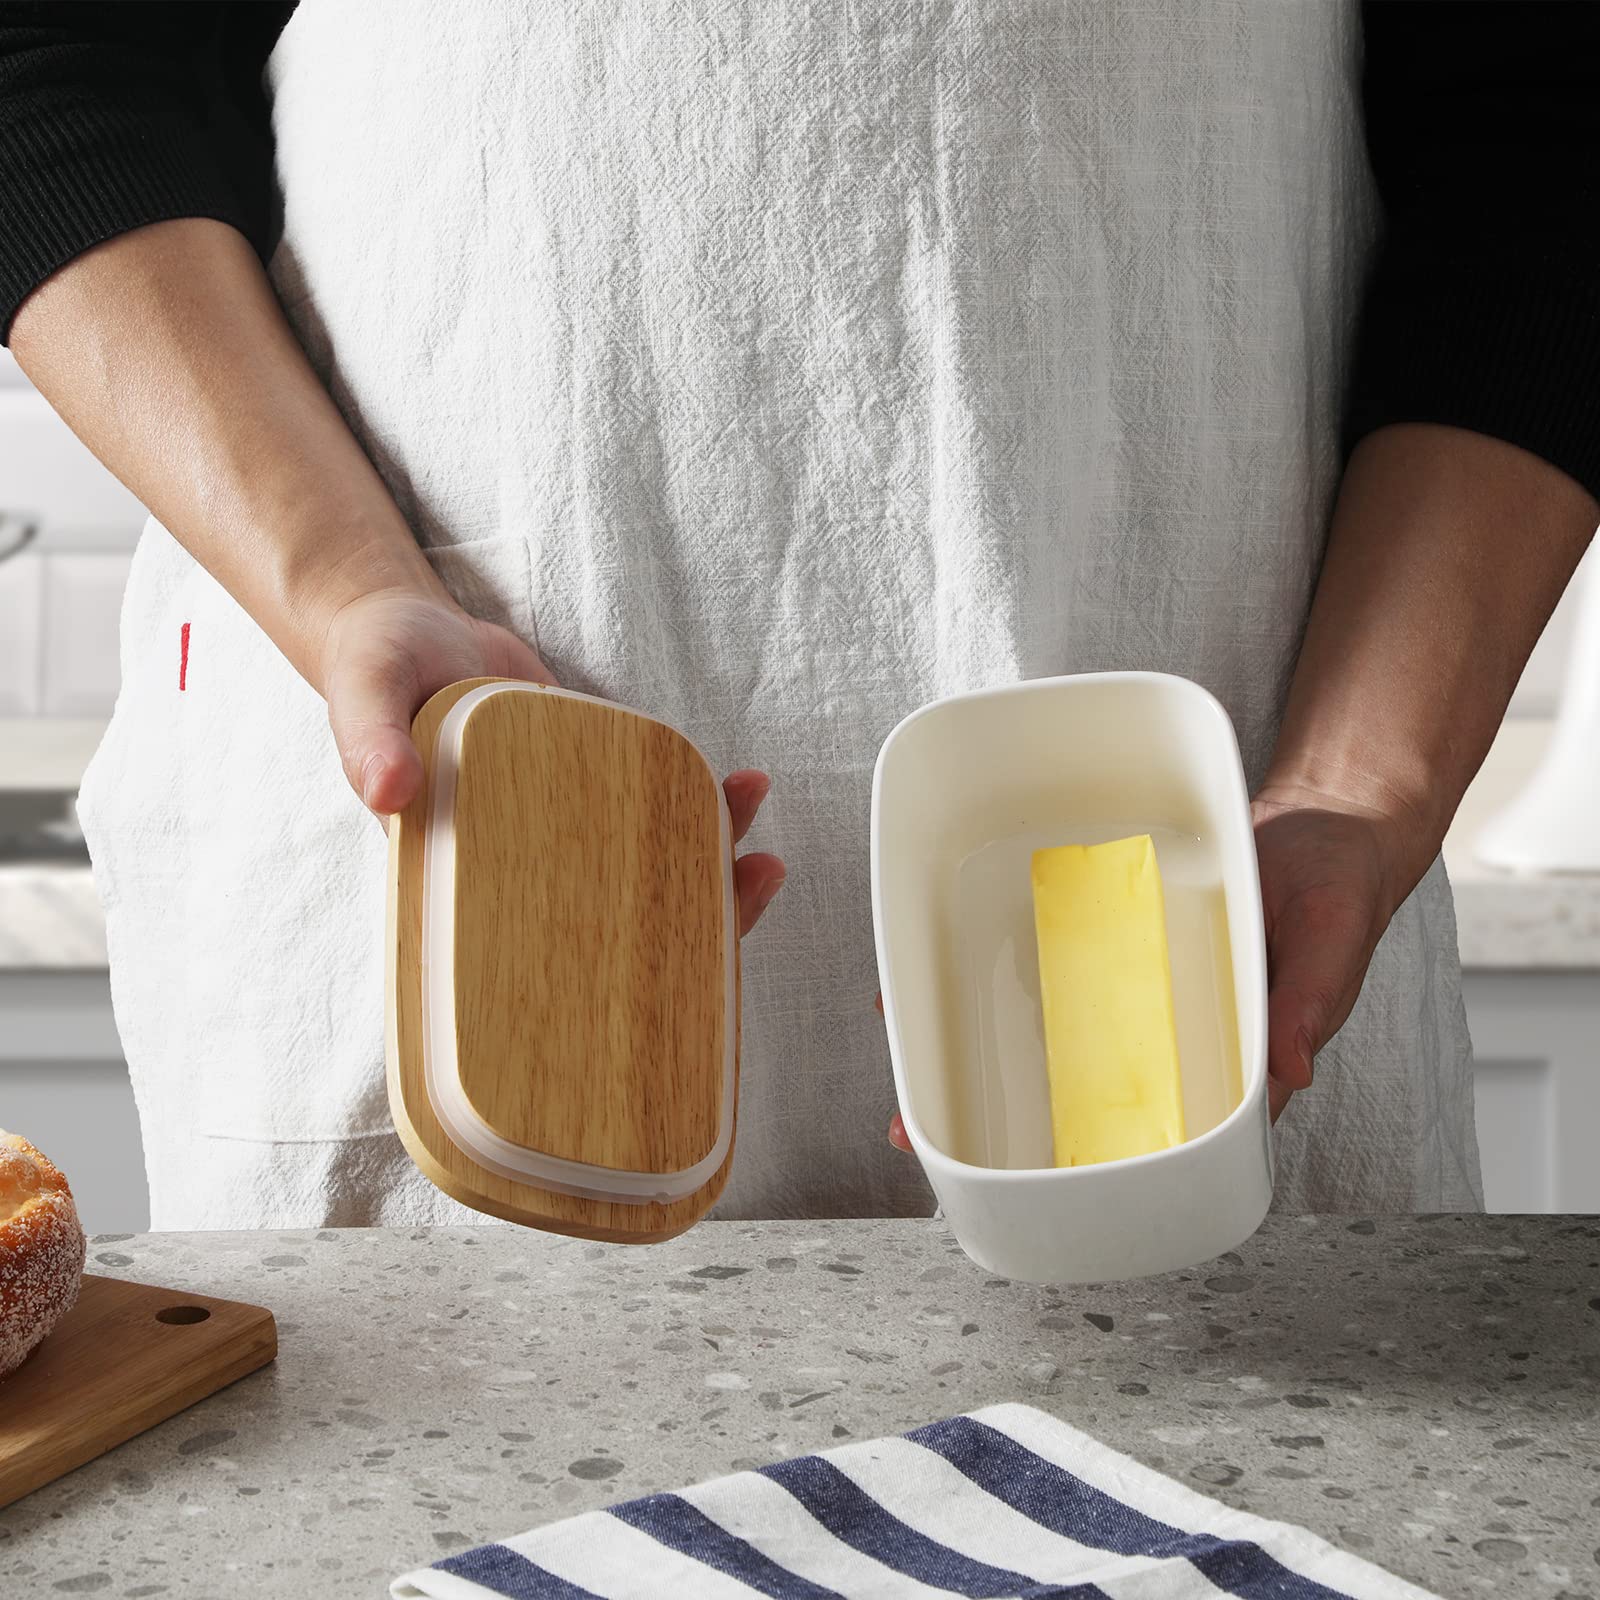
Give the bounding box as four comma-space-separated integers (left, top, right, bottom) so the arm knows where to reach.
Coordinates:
757, 873, 785, 909
1295, 1027, 1314, 1077
359, 754, 385, 808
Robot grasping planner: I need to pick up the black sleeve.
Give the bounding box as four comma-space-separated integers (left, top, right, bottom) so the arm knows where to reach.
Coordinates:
0, 1, 291, 344
1347, 1, 1600, 503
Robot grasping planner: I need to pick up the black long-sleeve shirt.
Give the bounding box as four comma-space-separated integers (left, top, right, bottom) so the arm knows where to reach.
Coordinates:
1, 1, 1597, 499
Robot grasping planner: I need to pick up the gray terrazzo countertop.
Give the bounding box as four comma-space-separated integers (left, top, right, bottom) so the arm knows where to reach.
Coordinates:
1, 1217, 1596, 1599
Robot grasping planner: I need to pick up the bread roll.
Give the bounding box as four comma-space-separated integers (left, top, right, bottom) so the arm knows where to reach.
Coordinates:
0, 1129, 86, 1380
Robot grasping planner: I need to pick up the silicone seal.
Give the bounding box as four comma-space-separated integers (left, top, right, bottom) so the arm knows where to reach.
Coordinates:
420, 682, 737, 1204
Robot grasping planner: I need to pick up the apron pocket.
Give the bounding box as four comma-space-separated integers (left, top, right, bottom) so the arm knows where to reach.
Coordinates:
84, 529, 541, 1156
181, 534, 539, 1144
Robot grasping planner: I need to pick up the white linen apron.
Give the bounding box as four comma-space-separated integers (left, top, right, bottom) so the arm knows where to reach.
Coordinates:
77, 0, 1483, 1230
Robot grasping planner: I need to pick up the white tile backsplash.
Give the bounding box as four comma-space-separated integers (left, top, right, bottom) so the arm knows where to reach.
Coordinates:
0, 553, 43, 717
1506, 538, 1594, 719
40, 553, 131, 717
0, 365, 143, 726
0, 391, 145, 552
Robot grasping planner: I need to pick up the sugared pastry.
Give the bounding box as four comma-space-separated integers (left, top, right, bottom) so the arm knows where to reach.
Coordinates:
0, 1130, 86, 1380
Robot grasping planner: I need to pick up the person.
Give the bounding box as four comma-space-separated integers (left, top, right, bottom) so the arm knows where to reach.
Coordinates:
1, 2, 1595, 1230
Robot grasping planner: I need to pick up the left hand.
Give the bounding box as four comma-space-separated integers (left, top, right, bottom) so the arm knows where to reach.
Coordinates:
1249, 784, 1415, 1121
885, 785, 1418, 1153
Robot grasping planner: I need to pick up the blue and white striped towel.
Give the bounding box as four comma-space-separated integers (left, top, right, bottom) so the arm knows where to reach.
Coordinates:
392, 1404, 1439, 1599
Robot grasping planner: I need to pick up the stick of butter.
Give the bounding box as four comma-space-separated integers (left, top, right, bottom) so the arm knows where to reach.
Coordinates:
1031, 834, 1186, 1167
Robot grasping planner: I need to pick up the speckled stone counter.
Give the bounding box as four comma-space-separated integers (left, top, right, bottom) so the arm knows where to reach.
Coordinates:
1, 1218, 1596, 1599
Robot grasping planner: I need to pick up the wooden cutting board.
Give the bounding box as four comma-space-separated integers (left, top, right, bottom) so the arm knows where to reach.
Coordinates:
0, 1274, 277, 1508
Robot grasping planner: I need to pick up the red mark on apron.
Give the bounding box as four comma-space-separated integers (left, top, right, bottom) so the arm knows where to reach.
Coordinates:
179, 622, 191, 691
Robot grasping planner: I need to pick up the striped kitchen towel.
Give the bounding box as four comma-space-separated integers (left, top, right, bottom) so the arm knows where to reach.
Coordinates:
396, 1401, 1440, 1600
392, 1404, 1439, 1599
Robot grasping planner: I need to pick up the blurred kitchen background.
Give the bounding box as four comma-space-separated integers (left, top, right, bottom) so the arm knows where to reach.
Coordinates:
2, 345, 1598, 1231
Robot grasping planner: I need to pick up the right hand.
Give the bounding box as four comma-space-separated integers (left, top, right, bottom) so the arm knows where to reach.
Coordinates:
320, 589, 786, 933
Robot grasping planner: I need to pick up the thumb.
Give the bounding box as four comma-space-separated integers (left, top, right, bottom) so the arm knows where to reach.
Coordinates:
326, 650, 425, 816
1265, 919, 1367, 1099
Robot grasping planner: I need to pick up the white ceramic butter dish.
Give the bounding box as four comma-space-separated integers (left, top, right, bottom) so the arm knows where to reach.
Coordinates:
872, 671, 1271, 1283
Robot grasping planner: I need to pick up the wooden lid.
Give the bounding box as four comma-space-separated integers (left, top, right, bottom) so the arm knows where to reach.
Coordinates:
386, 679, 739, 1242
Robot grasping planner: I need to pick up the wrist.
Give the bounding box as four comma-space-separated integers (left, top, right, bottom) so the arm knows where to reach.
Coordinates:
1253, 755, 1443, 915
313, 573, 465, 696
272, 518, 452, 691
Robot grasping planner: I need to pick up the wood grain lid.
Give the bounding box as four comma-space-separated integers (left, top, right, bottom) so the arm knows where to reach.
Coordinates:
387, 679, 740, 1242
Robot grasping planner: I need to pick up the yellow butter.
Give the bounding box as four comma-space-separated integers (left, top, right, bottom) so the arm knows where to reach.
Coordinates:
1031, 834, 1186, 1166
